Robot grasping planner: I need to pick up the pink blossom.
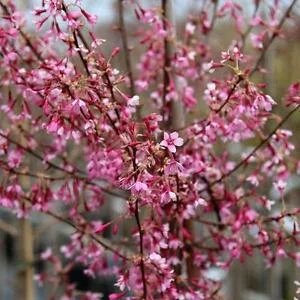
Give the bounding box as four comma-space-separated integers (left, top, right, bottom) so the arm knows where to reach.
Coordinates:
160, 132, 184, 153
273, 180, 287, 194
41, 248, 52, 260
285, 82, 300, 105
185, 22, 196, 35
80, 9, 97, 25
0, 1, 298, 298
128, 95, 140, 106
161, 190, 177, 204
143, 113, 162, 133
131, 181, 148, 195
109, 293, 126, 300
250, 33, 264, 49
295, 253, 300, 267
8, 149, 23, 168
276, 247, 287, 259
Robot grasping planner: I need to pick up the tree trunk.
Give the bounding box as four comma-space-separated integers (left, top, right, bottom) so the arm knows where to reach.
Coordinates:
18, 219, 34, 300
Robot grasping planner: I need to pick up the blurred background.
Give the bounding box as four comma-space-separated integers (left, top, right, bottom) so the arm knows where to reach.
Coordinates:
1, 0, 300, 299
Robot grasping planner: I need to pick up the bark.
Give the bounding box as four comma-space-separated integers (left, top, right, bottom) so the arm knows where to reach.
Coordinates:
18, 219, 34, 300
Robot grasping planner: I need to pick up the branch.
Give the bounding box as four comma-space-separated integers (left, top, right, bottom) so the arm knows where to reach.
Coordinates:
194, 232, 300, 252
199, 176, 223, 228
180, 0, 298, 133
118, 0, 136, 98
132, 147, 148, 299
162, 0, 171, 126
209, 103, 300, 188
0, 132, 129, 200
250, 0, 298, 76
22, 195, 131, 261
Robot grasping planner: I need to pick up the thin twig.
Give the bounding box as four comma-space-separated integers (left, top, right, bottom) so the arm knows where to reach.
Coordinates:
162, 0, 171, 126
132, 147, 148, 299
118, 0, 135, 97
241, 0, 261, 50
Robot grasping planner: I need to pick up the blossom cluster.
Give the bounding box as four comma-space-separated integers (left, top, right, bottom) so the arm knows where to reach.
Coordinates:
0, 0, 300, 299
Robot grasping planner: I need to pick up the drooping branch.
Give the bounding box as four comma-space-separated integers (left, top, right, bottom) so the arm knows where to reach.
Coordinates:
180, 0, 299, 133
22, 195, 132, 261
209, 103, 300, 188
251, 0, 298, 75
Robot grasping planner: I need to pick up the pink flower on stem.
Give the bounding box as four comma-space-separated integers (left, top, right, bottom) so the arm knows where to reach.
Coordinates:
273, 180, 287, 195
131, 181, 148, 196
160, 132, 184, 153
128, 95, 140, 106
41, 248, 52, 260
8, 148, 23, 168
80, 9, 98, 25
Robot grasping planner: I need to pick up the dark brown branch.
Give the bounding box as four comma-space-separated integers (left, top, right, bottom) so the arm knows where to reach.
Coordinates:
132, 147, 148, 299
208, 0, 219, 38
241, 0, 261, 50
194, 232, 300, 252
196, 208, 300, 228
162, 0, 171, 126
118, 0, 136, 97
199, 176, 223, 228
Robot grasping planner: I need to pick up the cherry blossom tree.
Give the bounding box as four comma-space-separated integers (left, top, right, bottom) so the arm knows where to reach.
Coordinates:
0, 0, 300, 299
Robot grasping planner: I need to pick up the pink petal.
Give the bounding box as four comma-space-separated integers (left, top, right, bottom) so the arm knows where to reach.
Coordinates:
174, 137, 184, 146
160, 140, 168, 148
170, 132, 179, 139
168, 145, 176, 153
